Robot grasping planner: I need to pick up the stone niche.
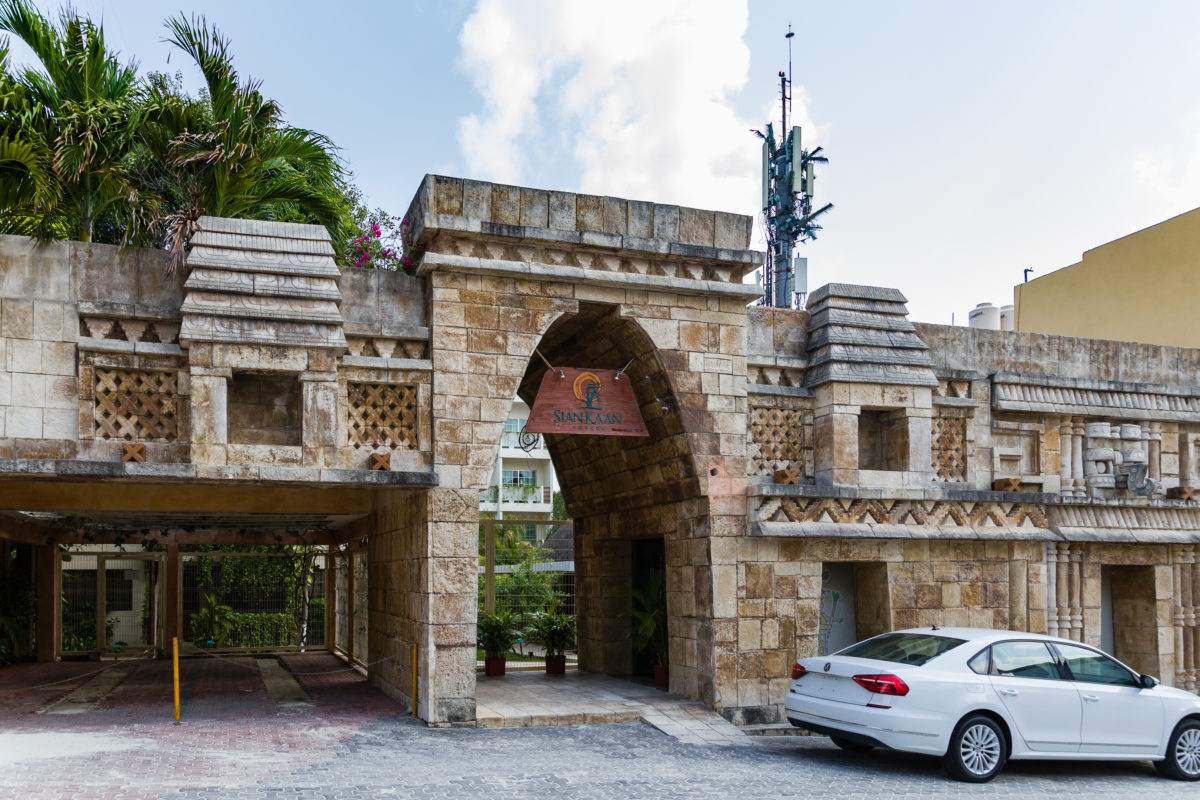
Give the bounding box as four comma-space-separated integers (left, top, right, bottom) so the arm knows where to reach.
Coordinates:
227, 372, 301, 446
858, 408, 909, 472
178, 216, 347, 468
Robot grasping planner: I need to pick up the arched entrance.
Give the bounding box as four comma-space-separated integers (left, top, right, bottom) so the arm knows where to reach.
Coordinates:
517, 304, 714, 697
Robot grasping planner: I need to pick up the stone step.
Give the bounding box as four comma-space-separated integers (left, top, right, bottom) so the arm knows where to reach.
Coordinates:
740, 722, 813, 737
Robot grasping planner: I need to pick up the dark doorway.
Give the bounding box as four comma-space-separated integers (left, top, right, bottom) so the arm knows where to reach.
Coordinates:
630, 537, 665, 676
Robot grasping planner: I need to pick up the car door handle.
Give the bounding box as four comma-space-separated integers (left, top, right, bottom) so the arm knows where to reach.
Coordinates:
1082, 694, 1099, 702
997, 689, 1019, 697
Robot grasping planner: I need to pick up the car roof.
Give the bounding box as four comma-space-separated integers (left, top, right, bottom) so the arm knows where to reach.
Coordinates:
892, 627, 1078, 646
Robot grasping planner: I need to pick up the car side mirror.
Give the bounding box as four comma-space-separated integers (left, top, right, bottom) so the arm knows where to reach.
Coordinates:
1139, 674, 1159, 689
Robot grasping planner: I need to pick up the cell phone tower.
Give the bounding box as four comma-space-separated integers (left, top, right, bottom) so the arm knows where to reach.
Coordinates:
754, 25, 832, 308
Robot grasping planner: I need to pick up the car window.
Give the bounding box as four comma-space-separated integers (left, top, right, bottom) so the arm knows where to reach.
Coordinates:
990, 641, 1062, 680
836, 633, 967, 666
1054, 643, 1138, 687
967, 647, 990, 675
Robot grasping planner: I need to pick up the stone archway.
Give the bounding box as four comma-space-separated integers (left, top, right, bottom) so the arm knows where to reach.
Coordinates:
517, 304, 721, 699
364, 176, 759, 724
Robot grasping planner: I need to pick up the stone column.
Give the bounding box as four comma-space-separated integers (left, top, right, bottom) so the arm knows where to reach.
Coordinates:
904, 402, 933, 489
189, 367, 230, 465
812, 386, 858, 487
1067, 543, 1084, 642
1149, 422, 1162, 484
1071, 419, 1085, 497
301, 371, 339, 467
35, 544, 60, 662
1059, 419, 1074, 495
368, 487, 477, 724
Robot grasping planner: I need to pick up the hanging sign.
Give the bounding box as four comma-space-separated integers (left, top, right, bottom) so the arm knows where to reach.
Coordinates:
525, 368, 648, 437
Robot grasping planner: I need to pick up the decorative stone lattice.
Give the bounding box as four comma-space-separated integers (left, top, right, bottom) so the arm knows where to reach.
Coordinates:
93, 368, 179, 442
749, 404, 813, 477
932, 408, 969, 481
347, 382, 419, 451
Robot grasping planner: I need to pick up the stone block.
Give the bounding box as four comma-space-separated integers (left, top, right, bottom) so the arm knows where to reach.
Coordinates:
5, 406, 41, 438
42, 341, 75, 376
11, 372, 44, 407
576, 194, 603, 231
653, 204, 680, 241
44, 375, 76, 409
602, 197, 627, 235
10, 338, 39, 372
491, 184, 521, 225
548, 191, 576, 230
462, 179, 492, 220
33, 301, 65, 341
432, 176, 463, 215
714, 211, 749, 250
520, 189, 549, 228
1, 299, 33, 339
678, 207, 715, 247
42, 407, 77, 439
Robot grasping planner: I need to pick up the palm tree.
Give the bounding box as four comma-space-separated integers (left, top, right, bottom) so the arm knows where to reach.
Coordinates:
0, 37, 56, 231
0, 0, 150, 242
143, 14, 349, 270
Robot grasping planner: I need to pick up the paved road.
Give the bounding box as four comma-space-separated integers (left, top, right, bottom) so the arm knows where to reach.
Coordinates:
156, 720, 1193, 800
2, 657, 1195, 799
5, 717, 1193, 800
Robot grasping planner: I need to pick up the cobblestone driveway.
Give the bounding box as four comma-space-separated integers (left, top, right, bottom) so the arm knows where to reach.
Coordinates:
1, 656, 1196, 799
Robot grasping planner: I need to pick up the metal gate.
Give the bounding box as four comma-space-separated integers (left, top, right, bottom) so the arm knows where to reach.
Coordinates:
478, 517, 576, 671
60, 551, 166, 656
330, 546, 367, 666
181, 549, 326, 651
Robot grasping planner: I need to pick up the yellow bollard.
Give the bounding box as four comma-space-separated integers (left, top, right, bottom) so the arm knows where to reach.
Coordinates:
172, 636, 180, 722
411, 642, 417, 718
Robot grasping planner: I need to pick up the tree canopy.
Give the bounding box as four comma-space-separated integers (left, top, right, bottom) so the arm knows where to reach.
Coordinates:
0, 0, 389, 269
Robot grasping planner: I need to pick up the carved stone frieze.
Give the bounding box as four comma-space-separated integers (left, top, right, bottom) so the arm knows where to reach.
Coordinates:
762, 496, 1049, 530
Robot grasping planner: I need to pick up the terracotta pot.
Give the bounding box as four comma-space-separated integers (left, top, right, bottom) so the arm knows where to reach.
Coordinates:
653, 664, 669, 689
484, 656, 507, 677
545, 654, 567, 675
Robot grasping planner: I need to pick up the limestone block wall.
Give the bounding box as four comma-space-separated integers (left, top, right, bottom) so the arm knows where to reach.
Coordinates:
0, 235, 185, 461
0, 237, 77, 454
738, 536, 1050, 722
368, 487, 478, 723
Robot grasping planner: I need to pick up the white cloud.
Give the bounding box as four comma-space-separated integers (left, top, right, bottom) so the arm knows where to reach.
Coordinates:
1132, 107, 1200, 214
456, 0, 822, 215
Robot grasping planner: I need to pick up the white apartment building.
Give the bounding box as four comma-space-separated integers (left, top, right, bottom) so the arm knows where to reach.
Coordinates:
480, 398, 560, 542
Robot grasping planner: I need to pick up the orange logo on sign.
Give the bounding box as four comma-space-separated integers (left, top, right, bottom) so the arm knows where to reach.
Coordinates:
572, 372, 601, 409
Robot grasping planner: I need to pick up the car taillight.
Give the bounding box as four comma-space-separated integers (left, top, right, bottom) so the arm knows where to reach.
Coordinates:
853, 674, 909, 696
791, 662, 807, 680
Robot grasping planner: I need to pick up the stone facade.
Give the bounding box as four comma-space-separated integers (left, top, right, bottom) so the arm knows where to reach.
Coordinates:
4, 174, 1200, 728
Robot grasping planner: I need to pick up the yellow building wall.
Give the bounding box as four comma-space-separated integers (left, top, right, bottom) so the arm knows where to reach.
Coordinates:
1014, 206, 1200, 348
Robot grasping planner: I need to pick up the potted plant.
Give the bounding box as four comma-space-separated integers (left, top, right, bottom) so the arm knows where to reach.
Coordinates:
477, 610, 522, 677
529, 611, 575, 675
629, 572, 669, 689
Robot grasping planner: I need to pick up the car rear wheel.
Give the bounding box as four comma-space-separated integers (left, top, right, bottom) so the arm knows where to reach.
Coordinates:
830, 736, 874, 753
942, 714, 1007, 783
1156, 719, 1200, 781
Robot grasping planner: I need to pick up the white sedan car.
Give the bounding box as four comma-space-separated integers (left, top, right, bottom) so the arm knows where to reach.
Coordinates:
785, 628, 1200, 782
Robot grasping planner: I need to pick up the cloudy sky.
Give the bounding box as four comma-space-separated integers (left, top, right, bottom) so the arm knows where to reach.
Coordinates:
7, 0, 1200, 323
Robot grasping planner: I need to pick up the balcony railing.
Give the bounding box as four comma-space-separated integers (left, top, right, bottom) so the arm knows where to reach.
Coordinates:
480, 485, 553, 505
501, 431, 544, 450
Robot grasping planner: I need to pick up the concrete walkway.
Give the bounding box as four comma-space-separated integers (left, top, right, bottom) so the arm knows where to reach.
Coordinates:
475, 671, 752, 746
